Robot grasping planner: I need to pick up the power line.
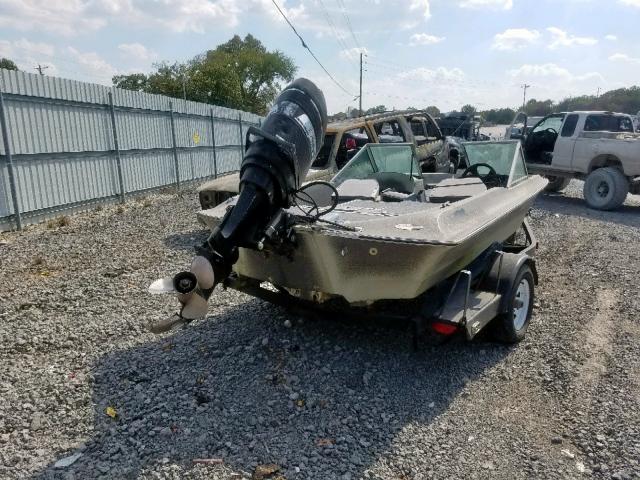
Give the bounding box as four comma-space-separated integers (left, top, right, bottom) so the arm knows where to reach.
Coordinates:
270, 0, 355, 97
336, 0, 361, 50
317, 0, 356, 70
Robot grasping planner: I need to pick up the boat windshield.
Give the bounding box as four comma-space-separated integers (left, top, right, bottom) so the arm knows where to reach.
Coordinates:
331, 144, 420, 186
462, 141, 528, 187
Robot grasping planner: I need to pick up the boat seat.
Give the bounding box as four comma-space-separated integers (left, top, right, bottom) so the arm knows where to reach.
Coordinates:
427, 177, 487, 203
423, 172, 454, 188
336, 179, 380, 201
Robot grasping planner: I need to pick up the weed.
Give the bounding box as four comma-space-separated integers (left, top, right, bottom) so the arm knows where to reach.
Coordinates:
46, 216, 70, 229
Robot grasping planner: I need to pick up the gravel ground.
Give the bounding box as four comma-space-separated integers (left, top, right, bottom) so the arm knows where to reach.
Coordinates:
1, 182, 639, 480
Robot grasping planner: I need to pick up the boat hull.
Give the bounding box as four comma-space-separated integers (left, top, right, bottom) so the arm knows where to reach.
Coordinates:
233, 191, 537, 304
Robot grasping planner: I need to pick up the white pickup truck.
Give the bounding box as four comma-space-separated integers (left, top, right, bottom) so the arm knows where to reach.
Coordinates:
512, 111, 640, 210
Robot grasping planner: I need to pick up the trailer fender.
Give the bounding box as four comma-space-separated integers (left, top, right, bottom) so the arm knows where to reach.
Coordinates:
485, 252, 537, 314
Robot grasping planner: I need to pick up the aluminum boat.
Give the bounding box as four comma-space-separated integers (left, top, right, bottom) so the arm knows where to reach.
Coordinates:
197, 141, 547, 305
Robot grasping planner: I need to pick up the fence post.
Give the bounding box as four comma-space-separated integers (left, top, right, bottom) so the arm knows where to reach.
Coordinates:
237, 112, 244, 157
108, 92, 126, 203
0, 88, 22, 230
169, 101, 180, 190
210, 108, 218, 178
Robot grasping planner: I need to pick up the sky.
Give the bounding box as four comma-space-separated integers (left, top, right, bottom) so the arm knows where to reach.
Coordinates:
0, 0, 639, 114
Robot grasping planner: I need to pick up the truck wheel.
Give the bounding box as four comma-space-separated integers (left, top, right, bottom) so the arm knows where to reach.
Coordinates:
544, 175, 571, 193
583, 167, 629, 210
492, 264, 534, 343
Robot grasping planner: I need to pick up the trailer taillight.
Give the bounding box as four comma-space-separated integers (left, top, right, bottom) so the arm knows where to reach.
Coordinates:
431, 322, 458, 336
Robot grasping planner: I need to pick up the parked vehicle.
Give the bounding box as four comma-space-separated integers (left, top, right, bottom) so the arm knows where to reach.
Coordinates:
198, 110, 461, 210
506, 116, 543, 139
510, 111, 640, 210
436, 112, 482, 141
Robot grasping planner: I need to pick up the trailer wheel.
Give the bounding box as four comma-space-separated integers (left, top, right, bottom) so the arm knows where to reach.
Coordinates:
493, 264, 534, 343
544, 175, 571, 193
583, 167, 629, 210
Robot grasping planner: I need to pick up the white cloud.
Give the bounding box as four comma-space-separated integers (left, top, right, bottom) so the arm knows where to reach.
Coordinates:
508, 63, 605, 104
492, 28, 540, 50
459, 0, 513, 9
118, 43, 158, 61
408, 33, 445, 46
0, 38, 58, 75
397, 66, 465, 83
605, 34, 618, 41
67, 47, 117, 83
0, 0, 106, 36
509, 63, 603, 83
547, 27, 597, 49
609, 53, 640, 64
410, 0, 432, 18
339, 47, 369, 60
619, 0, 640, 7
0, 38, 55, 59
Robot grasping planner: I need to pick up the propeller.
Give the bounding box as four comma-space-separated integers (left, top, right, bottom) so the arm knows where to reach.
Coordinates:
147, 255, 216, 334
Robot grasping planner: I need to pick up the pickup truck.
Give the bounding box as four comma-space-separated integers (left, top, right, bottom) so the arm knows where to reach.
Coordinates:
512, 111, 640, 210
198, 110, 462, 210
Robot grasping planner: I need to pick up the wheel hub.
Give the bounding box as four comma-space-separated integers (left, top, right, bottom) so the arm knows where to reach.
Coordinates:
512, 279, 531, 331
596, 181, 610, 198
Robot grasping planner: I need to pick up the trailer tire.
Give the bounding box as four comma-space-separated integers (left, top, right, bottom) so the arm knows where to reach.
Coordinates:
583, 167, 629, 210
544, 175, 571, 193
492, 264, 534, 343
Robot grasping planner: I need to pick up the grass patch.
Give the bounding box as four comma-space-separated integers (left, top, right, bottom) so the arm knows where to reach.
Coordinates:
46, 216, 70, 229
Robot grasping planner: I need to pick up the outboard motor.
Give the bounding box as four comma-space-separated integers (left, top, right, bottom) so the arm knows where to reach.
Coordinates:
149, 78, 327, 332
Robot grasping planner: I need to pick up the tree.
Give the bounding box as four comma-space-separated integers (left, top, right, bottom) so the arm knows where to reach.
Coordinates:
425, 106, 441, 118
461, 104, 477, 115
364, 105, 387, 115
524, 98, 554, 116
112, 73, 148, 91
0, 58, 18, 71
112, 34, 296, 115
482, 108, 517, 124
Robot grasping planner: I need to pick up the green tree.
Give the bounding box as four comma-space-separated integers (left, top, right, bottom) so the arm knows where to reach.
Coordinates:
482, 108, 517, 124
112, 73, 148, 91
524, 98, 554, 116
112, 34, 296, 115
0, 58, 18, 71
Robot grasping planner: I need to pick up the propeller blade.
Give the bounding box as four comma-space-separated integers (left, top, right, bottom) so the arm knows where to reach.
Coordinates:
181, 293, 209, 320
190, 256, 215, 290
148, 276, 176, 294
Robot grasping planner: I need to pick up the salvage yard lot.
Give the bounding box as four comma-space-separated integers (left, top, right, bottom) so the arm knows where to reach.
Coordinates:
0, 184, 639, 480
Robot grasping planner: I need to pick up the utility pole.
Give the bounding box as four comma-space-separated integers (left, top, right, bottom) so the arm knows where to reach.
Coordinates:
359, 52, 363, 114
521, 84, 530, 110
35, 64, 48, 75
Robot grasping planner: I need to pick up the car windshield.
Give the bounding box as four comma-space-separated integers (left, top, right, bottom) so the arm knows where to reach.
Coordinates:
462, 141, 527, 186
331, 144, 419, 186
531, 114, 565, 134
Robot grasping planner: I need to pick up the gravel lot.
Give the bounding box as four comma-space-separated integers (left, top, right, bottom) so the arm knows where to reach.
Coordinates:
1, 182, 639, 480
